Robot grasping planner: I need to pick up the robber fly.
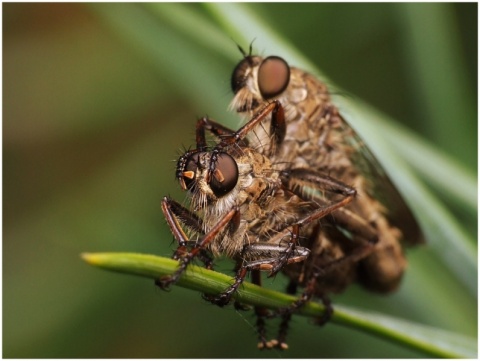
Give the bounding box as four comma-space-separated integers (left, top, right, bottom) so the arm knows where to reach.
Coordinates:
158, 49, 422, 350
228, 48, 424, 340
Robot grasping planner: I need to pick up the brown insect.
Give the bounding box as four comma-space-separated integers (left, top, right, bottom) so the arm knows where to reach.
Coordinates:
157, 48, 423, 349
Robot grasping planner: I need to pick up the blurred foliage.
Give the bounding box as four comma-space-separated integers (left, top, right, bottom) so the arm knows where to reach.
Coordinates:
3, 3, 477, 358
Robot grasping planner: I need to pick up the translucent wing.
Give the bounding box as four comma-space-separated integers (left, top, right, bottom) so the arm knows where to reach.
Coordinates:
343, 125, 424, 245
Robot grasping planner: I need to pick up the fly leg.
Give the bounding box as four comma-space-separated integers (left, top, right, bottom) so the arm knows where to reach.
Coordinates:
267, 168, 358, 277
268, 280, 333, 350
203, 100, 285, 179
216, 100, 285, 150
205, 243, 310, 349
159, 197, 203, 260
250, 269, 273, 349
268, 280, 298, 350
270, 233, 335, 349
194, 101, 286, 183
206, 243, 310, 306
253, 169, 361, 346
272, 213, 381, 331
315, 294, 334, 326
222, 268, 273, 349
216, 168, 367, 343
195, 116, 248, 149
157, 197, 240, 289
205, 264, 248, 307
161, 197, 215, 271
249, 243, 307, 350
277, 274, 334, 322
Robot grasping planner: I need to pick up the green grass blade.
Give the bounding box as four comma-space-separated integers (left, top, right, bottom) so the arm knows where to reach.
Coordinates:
81, 252, 477, 358
394, 3, 476, 168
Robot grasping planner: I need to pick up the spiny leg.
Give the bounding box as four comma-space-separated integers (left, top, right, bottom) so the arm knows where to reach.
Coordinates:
270, 235, 331, 350
250, 269, 273, 349
276, 275, 333, 326
206, 266, 248, 307
315, 294, 333, 326
210, 178, 356, 338
269, 166, 385, 276
205, 243, 310, 309
268, 285, 332, 350
271, 228, 376, 330
194, 101, 283, 155
157, 201, 239, 289
268, 224, 301, 276
160, 197, 203, 259
202, 100, 286, 183
269, 280, 298, 350
186, 101, 285, 189
216, 100, 285, 149
201, 242, 311, 349
269, 99, 286, 154
196, 116, 248, 149
271, 226, 378, 333
265, 168, 376, 341
266, 168, 358, 277
161, 197, 216, 269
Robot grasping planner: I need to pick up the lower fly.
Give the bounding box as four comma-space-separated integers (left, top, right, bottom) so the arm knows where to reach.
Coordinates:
157, 101, 370, 349
157, 46, 423, 352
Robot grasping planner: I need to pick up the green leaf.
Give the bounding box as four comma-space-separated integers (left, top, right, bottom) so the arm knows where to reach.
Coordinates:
81, 252, 476, 358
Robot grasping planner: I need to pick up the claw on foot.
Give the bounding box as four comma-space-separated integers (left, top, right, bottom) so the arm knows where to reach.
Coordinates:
233, 301, 251, 311
257, 339, 275, 350
269, 339, 289, 350
202, 293, 232, 307
155, 276, 175, 291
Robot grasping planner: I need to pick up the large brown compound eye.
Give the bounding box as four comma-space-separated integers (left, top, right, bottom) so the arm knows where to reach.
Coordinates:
231, 57, 252, 94
258, 56, 290, 99
209, 152, 238, 198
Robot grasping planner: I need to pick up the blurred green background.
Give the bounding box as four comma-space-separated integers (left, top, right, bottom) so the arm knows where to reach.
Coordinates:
3, 3, 477, 358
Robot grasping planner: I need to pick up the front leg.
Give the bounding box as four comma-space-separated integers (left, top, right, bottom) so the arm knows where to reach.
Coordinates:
160, 197, 203, 257
216, 100, 285, 149
157, 197, 239, 289
196, 116, 248, 149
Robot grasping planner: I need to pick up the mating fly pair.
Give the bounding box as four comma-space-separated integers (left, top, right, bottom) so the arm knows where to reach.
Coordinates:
157, 47, 423, 349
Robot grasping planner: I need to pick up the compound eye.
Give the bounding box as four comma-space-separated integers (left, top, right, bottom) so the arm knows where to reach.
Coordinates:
231, 57, 251, 94
181, 152, 203, 191
209, 153, 238, 197
258, 56, 290, 99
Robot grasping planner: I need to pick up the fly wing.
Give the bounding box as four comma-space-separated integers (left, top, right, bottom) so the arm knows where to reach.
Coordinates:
344, 126, 424, 245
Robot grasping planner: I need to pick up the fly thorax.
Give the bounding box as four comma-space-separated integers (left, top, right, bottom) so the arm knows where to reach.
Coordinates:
287, 68, 309, 104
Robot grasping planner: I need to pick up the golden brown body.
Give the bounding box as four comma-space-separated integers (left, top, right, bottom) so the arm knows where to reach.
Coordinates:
159, 54, 423, 349
231, 55, 422, 294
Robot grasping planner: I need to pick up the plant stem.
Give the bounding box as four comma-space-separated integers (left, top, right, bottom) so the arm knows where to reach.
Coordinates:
81, 252, 476, 358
